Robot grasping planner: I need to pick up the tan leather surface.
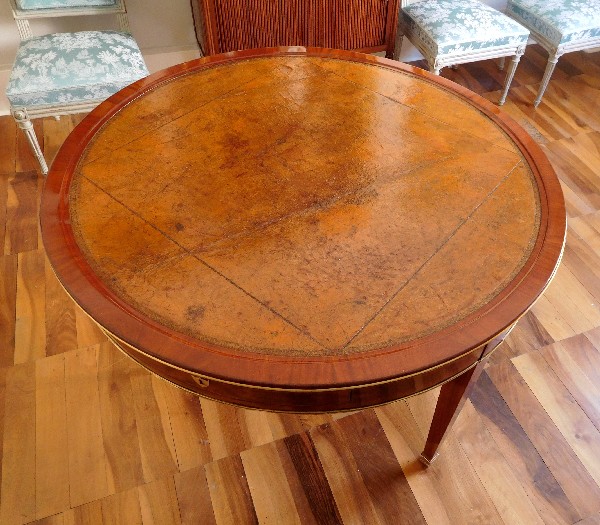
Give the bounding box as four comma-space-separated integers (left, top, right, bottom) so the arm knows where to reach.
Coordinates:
70, 56, 540, 357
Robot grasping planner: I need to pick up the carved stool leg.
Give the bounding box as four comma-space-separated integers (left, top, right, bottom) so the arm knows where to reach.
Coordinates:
12, 108, 48, 175
420, 360, 485, 466
498, 49, 524, 106
534, 51, 562, 108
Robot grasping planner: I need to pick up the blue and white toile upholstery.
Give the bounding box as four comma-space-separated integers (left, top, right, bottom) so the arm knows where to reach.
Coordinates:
505, 0, 600, 106
6, 0, 148, 175
7, 31, 148, 107
396, 0, 530, 105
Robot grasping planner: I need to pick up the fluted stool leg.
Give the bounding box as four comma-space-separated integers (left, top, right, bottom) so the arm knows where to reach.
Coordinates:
12, 108, 48, 175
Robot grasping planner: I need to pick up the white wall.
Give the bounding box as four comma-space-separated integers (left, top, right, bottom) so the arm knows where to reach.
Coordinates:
0, 0, 508, 115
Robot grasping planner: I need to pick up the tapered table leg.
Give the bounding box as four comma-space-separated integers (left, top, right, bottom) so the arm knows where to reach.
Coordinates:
420, 360, 485, 466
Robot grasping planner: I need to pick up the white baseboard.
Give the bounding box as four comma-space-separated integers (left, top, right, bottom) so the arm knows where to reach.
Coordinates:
0, 44, 202, 117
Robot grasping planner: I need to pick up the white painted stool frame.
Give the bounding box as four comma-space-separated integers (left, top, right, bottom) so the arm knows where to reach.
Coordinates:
8, 0, 133, 175
395, 0, 527, 106
504, 10, 600, 107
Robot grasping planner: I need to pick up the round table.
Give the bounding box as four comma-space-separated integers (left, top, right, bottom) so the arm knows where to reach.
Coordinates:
41, 48, 566, 464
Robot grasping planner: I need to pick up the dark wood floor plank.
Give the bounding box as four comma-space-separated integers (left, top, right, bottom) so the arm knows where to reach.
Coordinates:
278, 432, 343, 525
490, 311, 554, 366
541, 337, 600, 433
334, 411, 426, 525
0, 362, 36, 524
14, 249, 46, 364
454, 400, 545, 525
241, 441, 304, 524
310, 416, 384, 525
0, 174, 7, 257
0, 117, 16, 176
406, 389, 505, 525
138, 476, 182, 525
576, 511, 600, 525
487, 359, 600, 517
4, 170, 38, 255
174, 466, 217, 525
205, 455, 258, 525
0, 254, 17, 367
97, 342, 146, 493
562, 234, 600, 306
44, 257, 78, 356
100, 487, 143, 525
513, 351, 600, 487
471, 371, 579, 525
129, 372, 179, 484
162, 383, 212, 472
584, 325, 600, 354
64, 345, 111, 508
376, 402, 453, 525
35, 354, 70, 520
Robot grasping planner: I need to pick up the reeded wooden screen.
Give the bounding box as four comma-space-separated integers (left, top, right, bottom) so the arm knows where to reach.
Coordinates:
191, 0, 399, 57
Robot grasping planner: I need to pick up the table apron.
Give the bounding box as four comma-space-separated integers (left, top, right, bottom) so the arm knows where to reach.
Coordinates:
104, 330, 509, 412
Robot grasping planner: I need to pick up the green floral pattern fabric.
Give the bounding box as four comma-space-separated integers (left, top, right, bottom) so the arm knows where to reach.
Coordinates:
506, 0, 600, 47
7, 31, 148, 108
16, 0, 117, 9
403, 0, 529, 56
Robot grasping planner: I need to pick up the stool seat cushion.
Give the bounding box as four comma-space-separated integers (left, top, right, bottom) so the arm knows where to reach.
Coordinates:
506, 0, 600, 47
403, 0, 529, 56
6, 30, 148, 108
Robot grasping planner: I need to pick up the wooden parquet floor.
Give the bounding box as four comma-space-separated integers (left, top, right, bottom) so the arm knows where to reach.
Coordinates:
1, 46, 600, 524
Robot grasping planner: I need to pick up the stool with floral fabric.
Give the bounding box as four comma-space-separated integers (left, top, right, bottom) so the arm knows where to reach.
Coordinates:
5, 0, 148, 175
505, 0, 600, 107
396, 0, 530, 105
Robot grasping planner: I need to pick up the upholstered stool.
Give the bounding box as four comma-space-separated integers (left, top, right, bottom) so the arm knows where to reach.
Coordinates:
6, 0, 148, 175
506, 0, 600, 107
397, 0, 530, 105
7, 31, 147, 108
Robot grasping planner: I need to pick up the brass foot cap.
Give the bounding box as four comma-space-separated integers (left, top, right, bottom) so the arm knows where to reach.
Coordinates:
419, 453, 439, 467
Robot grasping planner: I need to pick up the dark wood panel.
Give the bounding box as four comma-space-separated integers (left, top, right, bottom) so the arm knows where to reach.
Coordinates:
192, 0, 399, 57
